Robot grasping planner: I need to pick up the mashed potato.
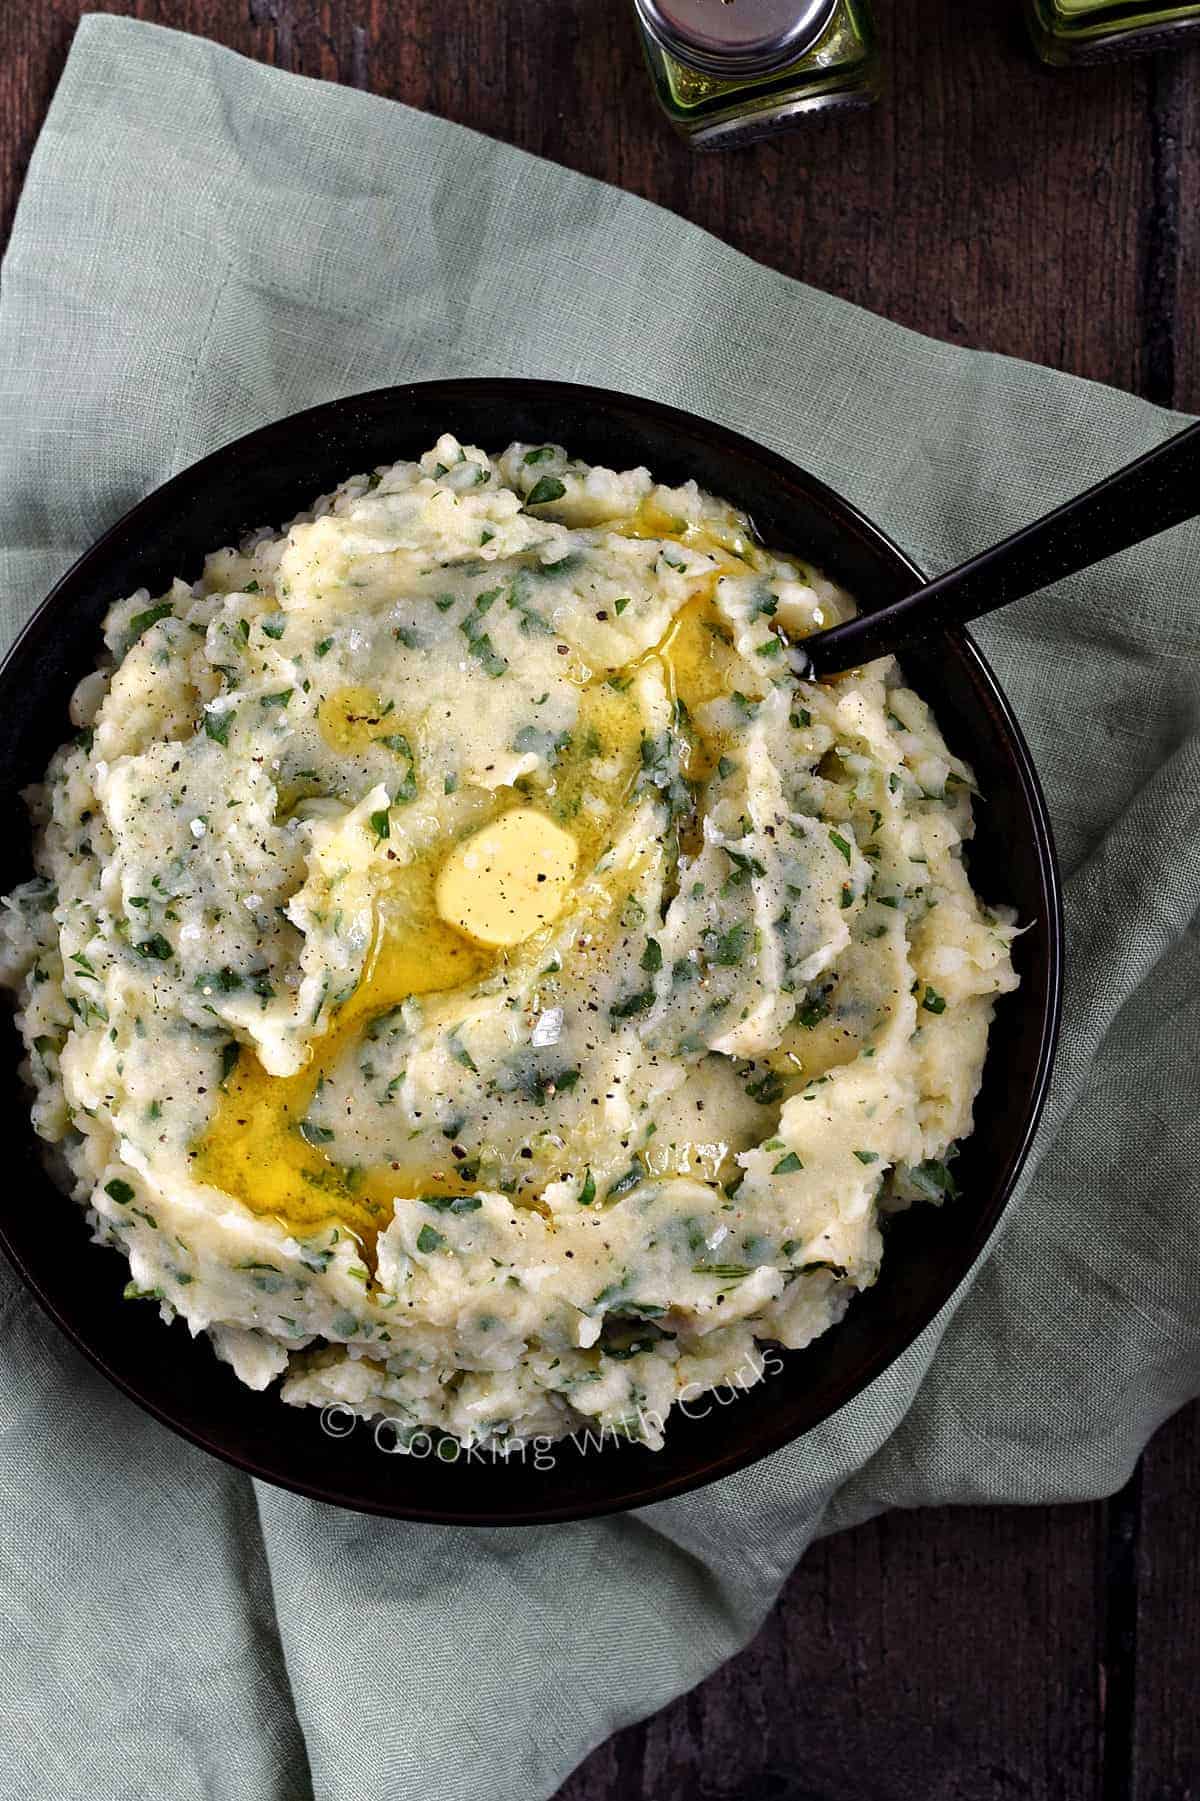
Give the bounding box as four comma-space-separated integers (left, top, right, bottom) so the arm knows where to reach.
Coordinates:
0, 436, 1018, 1450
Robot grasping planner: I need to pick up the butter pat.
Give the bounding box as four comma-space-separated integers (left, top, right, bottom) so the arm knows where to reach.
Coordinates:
435, 808, 577, 948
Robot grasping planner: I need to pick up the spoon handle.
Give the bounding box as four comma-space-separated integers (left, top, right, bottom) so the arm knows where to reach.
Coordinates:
803, 417, 1200, 678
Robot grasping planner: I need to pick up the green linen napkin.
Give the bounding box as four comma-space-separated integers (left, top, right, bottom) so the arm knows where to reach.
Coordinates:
2, 16, 1198, 1800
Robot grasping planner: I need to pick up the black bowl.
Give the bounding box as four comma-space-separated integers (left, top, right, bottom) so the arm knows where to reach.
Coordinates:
0, 381, 1062, 1524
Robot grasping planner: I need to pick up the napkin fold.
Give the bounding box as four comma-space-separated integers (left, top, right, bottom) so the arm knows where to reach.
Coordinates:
2, 17, 1198, 1801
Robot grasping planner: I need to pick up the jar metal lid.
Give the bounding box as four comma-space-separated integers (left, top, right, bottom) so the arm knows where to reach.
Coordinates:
634, 0, 839, 76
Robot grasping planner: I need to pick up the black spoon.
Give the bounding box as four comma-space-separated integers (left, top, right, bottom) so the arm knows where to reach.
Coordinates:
800, 418, 1200, 678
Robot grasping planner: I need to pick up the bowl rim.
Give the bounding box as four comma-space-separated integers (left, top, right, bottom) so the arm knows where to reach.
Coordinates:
0, 379, 1064, 1523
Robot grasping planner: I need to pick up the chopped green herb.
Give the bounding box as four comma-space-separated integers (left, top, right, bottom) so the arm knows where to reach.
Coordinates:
712, 922, 750, 967
610, 988, 654, 1019
797, 1259, 849, 1280
526, 476, 566, 507
772, 1152, 804, 1174
724, 846, 765, 883
795, 997, 830, 1029
196, 967, 242, 993
128, 602, 174, 642
907, 1158, 959, 1201
459, 616, 508, 677
104, 1179, 135, 1205
634, 729, 694, 821
378, 734, 418, 804
416, 1224, 445, 1254
513, 1064, 581, 1106
745, 1070, 785, 1105
513, 723, 570, 761
605, 1165, 644, 1202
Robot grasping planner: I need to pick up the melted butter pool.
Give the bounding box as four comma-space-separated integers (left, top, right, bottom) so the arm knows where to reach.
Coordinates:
195, 525, 781, 1256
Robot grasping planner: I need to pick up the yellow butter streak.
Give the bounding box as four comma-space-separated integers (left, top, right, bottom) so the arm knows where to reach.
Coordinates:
194, 868, 491, 1259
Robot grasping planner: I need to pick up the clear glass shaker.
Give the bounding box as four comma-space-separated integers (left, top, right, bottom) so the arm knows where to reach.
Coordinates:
632, 0, 880, 149
1025, 0, 1200, 62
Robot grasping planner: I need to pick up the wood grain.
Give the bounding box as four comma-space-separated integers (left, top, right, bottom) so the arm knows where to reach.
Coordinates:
0, 0, 1179, 403
558, 1501, 1106, 1801
1133, 1405, 1200, 1801
0, 5, 1196, 1800
1166, 33, 1200, 408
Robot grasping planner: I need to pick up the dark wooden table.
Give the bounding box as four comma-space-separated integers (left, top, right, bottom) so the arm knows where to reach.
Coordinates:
2, 5, 1197, 1798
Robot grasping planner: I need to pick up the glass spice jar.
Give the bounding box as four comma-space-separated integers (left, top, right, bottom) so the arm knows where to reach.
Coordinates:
1025, 0, 1200, 62
632, 0, 880, 149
